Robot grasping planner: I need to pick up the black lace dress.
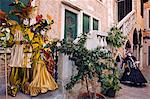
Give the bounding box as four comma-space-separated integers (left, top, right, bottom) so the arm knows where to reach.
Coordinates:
120, 56, 147, 85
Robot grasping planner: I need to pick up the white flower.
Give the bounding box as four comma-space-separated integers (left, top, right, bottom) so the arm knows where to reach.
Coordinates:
43, 44, 46, 47
56, 42, 61, 47
23, 18, 29, 25
33, 28, 36, 31
5, 28, 10, 33
0, 34, 10, 41
11, 86, 15, 89
30, 18, 36, 26
2, 23, 6, 25
47, 19, 50, 25
73, 37, 80, 44
40, 29, 46, 35
1, 28, 5, 32
5, 32, 10, 40
31, 0, 36, 7
0, 37, 6, 40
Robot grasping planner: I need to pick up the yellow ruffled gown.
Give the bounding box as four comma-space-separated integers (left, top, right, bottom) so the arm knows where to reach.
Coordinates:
28, 35, 58, 96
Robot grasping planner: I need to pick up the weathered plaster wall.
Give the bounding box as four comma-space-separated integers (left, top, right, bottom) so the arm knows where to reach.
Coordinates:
34, 0, 109, 85
35, 0, 108, 39
143, 1, 150, 66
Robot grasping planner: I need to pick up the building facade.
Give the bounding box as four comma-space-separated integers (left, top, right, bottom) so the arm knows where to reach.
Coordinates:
143, 0, 150, 67
114, 0, 145, 69
34, 0, 110, 40
0, 0, 147, 97
34, 0, 111, 85
32, 0, 145, 83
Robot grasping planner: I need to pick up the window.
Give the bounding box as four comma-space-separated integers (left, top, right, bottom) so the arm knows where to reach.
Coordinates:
141, 0, 144, 17
83, 14, 90, 33
93, 18, 99, 30
118, 0, 125, 21
126, 0, 132, 14
118, 0, 132, 21
82, 14, 100, 33
64, 9, 77, 41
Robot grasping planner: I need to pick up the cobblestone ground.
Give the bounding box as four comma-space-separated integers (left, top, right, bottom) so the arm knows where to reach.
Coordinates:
112, 84, 150, 99
0, 66, 150, 99
142, 66, 150, 83
111, 66, 150, 99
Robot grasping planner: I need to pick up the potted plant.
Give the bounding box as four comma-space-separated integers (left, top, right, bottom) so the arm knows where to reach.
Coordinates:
106, 26, 127, 49
99, 26, 127, 97
100, 60, 121, 97
59, 33, 110, 99
106, 26, 127, 57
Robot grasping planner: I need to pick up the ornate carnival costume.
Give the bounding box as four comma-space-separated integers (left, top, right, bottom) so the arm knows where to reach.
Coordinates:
120, 53, 147, 86
3, 0, 58, 96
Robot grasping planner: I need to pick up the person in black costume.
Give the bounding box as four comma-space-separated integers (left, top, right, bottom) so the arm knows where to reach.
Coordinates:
120, 52, 147, 86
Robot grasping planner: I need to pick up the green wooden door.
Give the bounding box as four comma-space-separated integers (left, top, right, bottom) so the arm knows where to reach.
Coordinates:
83, 14, 90, 33
64, 9, 77, 41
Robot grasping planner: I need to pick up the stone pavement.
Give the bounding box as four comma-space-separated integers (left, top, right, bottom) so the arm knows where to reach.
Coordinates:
7, 83, 149, 99
141, 66, 150, 83
0, 86, 64, 99
109, 65, 150, 99
0, 66, 150, 99
112, 84, 150, 99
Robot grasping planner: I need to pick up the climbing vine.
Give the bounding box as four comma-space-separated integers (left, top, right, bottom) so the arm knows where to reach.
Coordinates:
59, 33, 112, 90
106, 26, 127, 48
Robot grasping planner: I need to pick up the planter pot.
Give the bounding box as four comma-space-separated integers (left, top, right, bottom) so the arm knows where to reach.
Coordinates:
78, 92, 106, 99
105, 88, 116, 97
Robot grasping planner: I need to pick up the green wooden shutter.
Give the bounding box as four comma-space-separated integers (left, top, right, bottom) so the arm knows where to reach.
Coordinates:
93, 18, 99, 30
64, 9, 77, 41
0, 0, 29, 21
118, 0, 125, 21
83, 14, 90, 33
118, 0, 132, 21
141, 0, 144, 17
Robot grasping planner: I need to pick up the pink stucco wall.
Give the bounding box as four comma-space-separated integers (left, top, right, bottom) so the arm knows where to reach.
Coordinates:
35, 0, 108, 39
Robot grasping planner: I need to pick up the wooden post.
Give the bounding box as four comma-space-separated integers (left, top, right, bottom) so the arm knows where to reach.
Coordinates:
85, 75, 89, 95
4, 48, 8, 99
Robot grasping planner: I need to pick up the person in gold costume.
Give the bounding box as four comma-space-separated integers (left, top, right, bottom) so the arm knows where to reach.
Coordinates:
28, 32, 58, 96
7, 0, 58, 96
